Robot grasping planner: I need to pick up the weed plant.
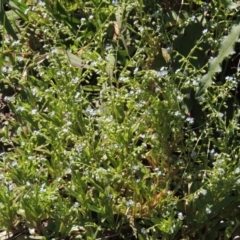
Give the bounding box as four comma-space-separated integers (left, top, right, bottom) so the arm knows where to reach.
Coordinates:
0, 0, 240, 239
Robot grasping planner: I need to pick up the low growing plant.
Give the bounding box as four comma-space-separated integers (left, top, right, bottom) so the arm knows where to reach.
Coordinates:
0, 0, 240, 239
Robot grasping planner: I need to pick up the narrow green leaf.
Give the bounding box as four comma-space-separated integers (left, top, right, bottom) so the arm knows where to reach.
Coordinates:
66, 51, 89, 69
0, 3, 18, 40
197, 24, 240, 96
105, 53, 115, 78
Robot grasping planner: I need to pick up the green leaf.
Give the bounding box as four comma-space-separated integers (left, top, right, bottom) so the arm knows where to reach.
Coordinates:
0, 3, 18, 40
66, 51, 89, 69
105, 53, 115, 78
197, 24, 240, 96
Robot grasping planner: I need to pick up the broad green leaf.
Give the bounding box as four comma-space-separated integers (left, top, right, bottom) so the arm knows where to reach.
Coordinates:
197, 24, 240, 96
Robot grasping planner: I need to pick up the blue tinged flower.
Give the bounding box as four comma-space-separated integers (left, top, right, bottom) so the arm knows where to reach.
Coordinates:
112, 0, 118, 5
210, 149, 215, 156
126, 199, 134, 206
186, 117, 194, 124
190, 152, 197, 158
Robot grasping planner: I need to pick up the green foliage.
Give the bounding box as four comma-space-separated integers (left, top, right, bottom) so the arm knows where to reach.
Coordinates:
197, 24, 240, 96
0, 0, 240, 239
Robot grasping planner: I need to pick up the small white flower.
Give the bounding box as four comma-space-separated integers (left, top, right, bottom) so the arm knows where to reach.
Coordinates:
218, 167, 225, 175
26, 181, 31, 186
17, 56, 24, 62
200, 189, 207, 195
206, 207, 211, 214
89, 15, 93, 19
12, 40, 20, 46
76, 146, 82, 153
57, 71, 64, 76
178, 212, 184, 220
190, 152, 197, 158
174, 111, 180, 116
51, 48, 58, 53
75, 92, 80, 99
31, 87, 37, 96
72, 77, 79, 84
186, 117, 194, 124
138, 26, 144, 33
134, 67, 139, 74
203, 29, 208, 34
50, 111, 55, 117
235, 167, 240, 174
126, 199, 134, 206
192, 80, 199, 86
2, 66, 8, 72
210, 149, 215, 156
218, 112, 224, 118
66, 121, 72, 126
177, 95, 183, 101
24, 7, 30, 14
62, 128, 68, 133
141, 228, 146, 234
119, 76, 128, 82
74, 202, 80, 208
11, 161, 17, 167
133, 165, 139, 171
31, 109, 37, 115
38, 0, 45, 6
16, 106, 25, 112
